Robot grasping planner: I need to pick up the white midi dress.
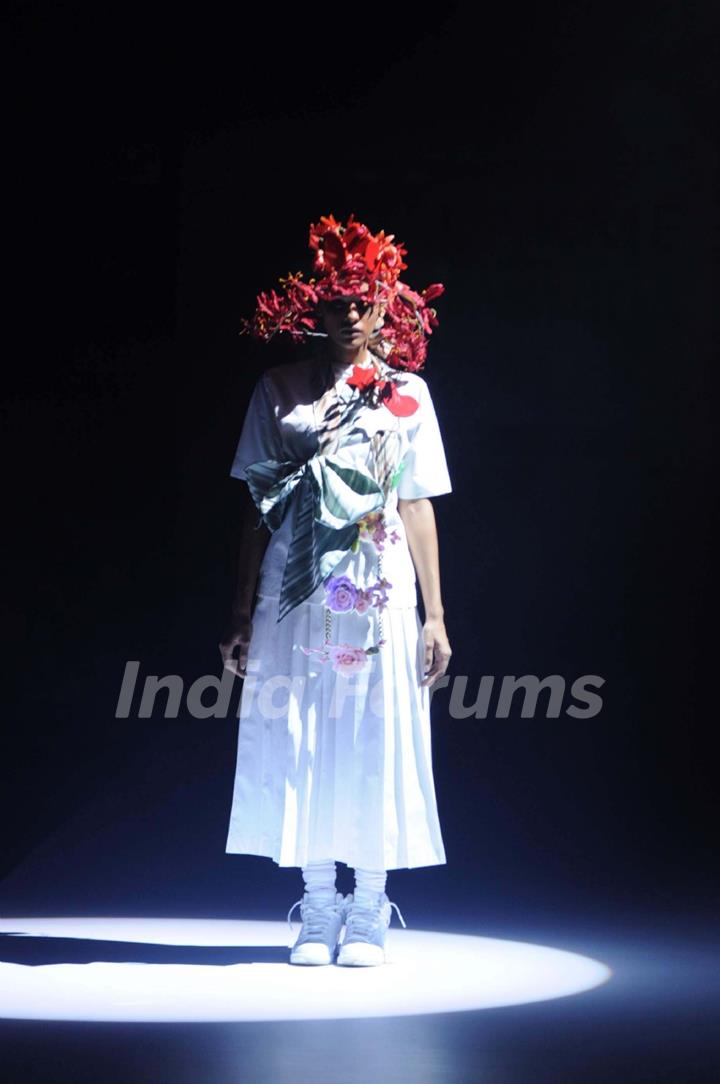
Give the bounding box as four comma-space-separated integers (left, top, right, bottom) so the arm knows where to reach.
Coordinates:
225, 352, 452, 870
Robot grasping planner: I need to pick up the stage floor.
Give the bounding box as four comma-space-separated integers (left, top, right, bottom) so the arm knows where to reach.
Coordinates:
0, 911, 717, 1082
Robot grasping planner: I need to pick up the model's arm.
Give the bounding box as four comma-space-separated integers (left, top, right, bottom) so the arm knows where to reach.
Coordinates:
398, 496, 452, 687
219, 483, 271, 677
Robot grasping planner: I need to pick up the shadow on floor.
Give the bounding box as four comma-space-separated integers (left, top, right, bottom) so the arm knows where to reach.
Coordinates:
0, 935, 287, 966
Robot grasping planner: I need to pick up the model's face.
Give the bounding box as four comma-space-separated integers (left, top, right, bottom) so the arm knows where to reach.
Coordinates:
319, 295, 385, 353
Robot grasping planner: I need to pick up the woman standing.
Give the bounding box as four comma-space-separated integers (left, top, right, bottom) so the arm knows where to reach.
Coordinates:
219, 213, 453, 966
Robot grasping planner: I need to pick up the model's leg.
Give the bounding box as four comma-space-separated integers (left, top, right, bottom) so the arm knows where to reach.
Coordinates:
288, 858, 344, 966
338, 866, 405, 968
352, 866, 387, 906
300, 858, 337, 904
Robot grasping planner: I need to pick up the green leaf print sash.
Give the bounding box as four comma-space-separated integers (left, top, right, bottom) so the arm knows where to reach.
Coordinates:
245, 453, 386, 622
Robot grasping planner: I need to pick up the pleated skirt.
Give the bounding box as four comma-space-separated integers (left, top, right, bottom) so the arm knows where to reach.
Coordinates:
225, 592, 447, 870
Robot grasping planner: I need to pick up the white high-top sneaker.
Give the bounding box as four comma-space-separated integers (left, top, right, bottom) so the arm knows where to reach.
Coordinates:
336, 891, 407, 967
287, 890, 346, 965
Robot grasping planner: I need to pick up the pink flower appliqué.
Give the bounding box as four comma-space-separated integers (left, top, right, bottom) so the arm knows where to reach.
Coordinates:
354, 593, 371, 614
328, 643, 370, 675
298, 642, 374, 674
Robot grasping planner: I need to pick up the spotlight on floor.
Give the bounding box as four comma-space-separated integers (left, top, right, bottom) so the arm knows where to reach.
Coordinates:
0, 917, 612, 1023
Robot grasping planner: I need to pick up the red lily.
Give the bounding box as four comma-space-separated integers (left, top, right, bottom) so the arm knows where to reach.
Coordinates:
346, 364, 378, 391
346, 364, 419, 416
379, 380, 419, 417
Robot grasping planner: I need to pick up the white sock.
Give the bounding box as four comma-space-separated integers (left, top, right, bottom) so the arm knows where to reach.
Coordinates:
301, 859, 337, 904
353, 866, 387, 906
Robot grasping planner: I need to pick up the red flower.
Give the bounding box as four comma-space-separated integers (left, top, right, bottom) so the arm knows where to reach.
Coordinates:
379, 381, 419, 417
240, 213, 444, 373
346, 364, 378, 391
346, 365, 419, 416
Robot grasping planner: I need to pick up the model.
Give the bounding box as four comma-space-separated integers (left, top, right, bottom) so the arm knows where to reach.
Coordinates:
219, 212, 453, 966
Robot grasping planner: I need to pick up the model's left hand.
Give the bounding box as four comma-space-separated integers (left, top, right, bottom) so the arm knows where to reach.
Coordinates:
421, 617, 452, 687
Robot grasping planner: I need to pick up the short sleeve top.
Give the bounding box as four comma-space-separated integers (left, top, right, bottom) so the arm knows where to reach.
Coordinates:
227, 360, 452, 606
230, 363, 452, 498
229, 372, 284, 482
395, 376, 453, 500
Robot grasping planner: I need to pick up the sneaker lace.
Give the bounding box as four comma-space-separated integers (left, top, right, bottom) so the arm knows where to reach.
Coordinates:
286, 895, 339, 937
345, 896, 407, 938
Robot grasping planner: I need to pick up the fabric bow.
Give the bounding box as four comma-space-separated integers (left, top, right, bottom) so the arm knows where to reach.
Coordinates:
245, 451, 386, 622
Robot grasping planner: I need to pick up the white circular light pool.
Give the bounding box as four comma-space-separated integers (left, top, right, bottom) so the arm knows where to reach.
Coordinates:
0, 917, 612, 1022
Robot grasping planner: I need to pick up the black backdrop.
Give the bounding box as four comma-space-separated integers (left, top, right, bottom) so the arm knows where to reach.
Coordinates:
2, 1, 716, 927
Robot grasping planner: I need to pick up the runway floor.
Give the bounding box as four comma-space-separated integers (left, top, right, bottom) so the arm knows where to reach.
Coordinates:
0, 909, 717, 1083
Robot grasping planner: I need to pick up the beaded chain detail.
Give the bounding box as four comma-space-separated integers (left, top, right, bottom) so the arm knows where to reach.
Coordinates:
376, 544, 386, 647
300, 510, 399, 675
322, 542, 386, 651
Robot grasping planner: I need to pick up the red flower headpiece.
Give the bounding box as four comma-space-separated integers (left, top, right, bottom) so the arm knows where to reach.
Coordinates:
239, 212, 444, 372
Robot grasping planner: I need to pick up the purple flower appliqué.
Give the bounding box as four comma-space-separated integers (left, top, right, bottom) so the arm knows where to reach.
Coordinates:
369, 578, 393, 610
325, 575, 358, 613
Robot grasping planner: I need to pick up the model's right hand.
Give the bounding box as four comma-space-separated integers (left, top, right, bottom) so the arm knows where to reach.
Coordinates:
219, 612, 253, 678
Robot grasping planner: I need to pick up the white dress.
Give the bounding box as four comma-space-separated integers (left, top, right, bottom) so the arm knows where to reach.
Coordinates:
225, 352, 452, 870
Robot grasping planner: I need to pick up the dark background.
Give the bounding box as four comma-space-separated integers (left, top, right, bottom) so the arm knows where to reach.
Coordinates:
1, 0, 717, 929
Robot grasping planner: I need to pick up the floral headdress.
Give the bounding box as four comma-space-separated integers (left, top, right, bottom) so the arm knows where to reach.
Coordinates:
239, 212, 444, 372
